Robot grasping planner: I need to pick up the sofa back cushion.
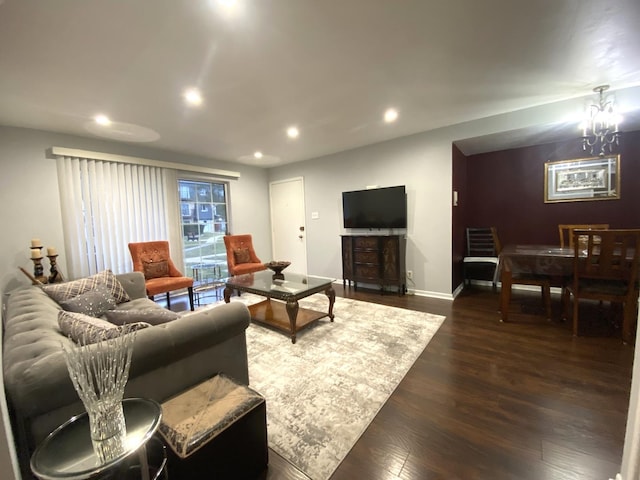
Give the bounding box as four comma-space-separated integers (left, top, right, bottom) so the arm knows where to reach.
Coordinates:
105, 308, 178, 326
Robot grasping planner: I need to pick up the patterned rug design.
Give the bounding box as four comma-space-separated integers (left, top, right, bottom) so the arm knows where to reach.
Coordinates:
210, 293, 445, 480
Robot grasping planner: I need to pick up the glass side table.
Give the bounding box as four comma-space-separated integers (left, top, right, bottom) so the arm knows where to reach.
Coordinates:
30, 398, 166, 480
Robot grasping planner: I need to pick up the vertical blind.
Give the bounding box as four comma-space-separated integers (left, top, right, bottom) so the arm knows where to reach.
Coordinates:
56, 155, 169, 278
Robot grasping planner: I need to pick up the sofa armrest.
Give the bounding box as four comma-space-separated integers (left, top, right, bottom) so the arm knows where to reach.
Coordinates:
116, 272, 147, 300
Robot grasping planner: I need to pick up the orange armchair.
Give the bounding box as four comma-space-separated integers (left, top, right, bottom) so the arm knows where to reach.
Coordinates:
224, 234, 267, 276
128, 240, 194, 311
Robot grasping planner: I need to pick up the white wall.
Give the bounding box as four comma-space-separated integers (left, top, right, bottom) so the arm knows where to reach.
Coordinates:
0, 125, 272, 479
268, 130, 454, 296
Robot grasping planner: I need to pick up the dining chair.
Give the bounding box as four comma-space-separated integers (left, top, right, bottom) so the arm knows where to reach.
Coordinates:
562, 229, 640, 343
463, 227, 501, 291
128, 240, 194, 311
558, 224, 609, 249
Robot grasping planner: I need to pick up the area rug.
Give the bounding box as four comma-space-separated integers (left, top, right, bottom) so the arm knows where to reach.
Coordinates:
211, 293, 445, 480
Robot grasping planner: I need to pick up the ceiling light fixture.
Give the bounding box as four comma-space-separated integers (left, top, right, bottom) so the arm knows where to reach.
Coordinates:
183, 88, 203, 107
215, 0, 241, 15
94, 114, 111, 126
580, 85, 622, 156
287, 126, 299, 139
254, 151, 263, 159
384, 108, 398, 123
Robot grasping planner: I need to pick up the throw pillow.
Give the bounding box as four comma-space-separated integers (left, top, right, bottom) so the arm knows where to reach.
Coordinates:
59, 284, 117, 317
58, 310, 150, 345
233, 248, 251, 264
143, 260, 169, 280
105, 308, 179, 326
43, 269, 131, 304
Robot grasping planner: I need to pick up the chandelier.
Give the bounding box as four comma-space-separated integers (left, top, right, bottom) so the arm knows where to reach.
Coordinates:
580, 85, 622, 156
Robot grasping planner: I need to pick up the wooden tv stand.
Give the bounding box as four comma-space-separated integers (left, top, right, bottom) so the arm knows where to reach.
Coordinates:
341, 235, 406, 295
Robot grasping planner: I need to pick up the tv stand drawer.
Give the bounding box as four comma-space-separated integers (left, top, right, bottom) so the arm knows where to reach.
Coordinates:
354, 265, 380, 279
354, 236, 379, 249
354, 251, 379, 264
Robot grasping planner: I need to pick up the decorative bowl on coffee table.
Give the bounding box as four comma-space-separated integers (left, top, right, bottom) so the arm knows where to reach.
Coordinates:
264, 261, 291, 276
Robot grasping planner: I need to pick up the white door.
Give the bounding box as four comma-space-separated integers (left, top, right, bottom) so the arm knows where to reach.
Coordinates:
270, 177, 307, 274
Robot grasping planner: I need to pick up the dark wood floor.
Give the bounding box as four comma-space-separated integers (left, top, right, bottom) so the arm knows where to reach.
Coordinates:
174, 284, 635, 480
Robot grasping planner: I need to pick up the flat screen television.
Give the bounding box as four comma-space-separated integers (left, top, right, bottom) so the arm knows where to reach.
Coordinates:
342, 185, 407, 229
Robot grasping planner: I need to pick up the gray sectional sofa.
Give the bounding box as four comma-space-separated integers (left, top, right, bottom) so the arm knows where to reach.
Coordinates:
2, 271, 251, 479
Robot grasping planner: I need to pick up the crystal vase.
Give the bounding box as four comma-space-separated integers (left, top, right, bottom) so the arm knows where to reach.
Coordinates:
62, 325, 137, 463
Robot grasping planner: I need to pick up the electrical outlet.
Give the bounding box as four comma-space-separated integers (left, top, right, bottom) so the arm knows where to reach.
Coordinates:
407, 270, 413, 279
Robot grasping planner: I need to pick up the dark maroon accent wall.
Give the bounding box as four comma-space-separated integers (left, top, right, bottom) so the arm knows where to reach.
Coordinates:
465, 130, 640, 246
452, 129, 640, 292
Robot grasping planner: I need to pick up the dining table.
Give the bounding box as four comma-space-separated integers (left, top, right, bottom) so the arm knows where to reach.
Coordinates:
498, 244, 574, 322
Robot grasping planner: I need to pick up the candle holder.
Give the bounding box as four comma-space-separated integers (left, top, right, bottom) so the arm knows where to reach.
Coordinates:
30, 247, 48, 285
47, 254, 64, 283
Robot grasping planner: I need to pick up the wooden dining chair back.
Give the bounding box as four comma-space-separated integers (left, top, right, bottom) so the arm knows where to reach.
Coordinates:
558, 224, 609, 249
463, 227, 501, 290
564, 229, 640, 343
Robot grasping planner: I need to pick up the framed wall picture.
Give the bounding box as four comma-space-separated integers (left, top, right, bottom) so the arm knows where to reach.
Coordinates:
544, 155, 620, 203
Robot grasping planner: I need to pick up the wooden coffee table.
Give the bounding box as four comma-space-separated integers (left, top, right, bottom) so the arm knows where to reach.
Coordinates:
224, 271, 335, 343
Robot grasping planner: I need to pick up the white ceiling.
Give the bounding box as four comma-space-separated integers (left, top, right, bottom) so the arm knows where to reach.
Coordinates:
1, 0, 640, 167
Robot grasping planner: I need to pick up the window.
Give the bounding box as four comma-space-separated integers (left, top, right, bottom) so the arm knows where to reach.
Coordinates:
178, 179, 229, 280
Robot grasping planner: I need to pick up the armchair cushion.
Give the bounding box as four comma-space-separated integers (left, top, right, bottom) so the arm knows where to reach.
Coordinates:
233, 248, 252, 264
145, 276, 194, 297
143, 260, 170, 280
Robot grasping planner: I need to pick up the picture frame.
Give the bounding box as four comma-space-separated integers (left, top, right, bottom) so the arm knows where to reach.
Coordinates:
544, 155, 620, 203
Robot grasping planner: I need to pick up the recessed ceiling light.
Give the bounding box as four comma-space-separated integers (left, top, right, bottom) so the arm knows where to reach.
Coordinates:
384, 108, 399, 123
94, 114, 111, 126
254, 151, 263, 159
183, 88, 203, 107
214, 0, 242, 15
287, 126, 299, 139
